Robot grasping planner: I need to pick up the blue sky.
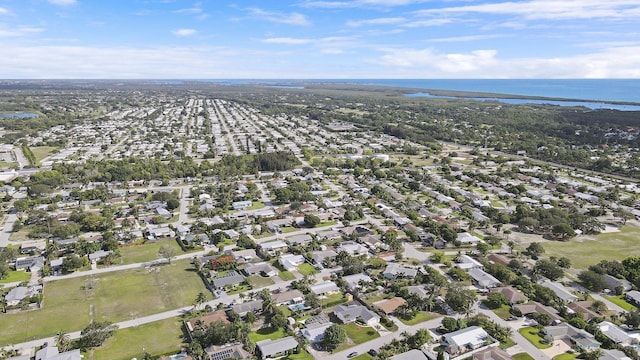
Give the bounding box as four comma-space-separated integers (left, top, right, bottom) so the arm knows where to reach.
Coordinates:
1, 0, 639, 78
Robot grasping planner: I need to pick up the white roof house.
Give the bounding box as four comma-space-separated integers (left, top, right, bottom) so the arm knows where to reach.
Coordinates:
456, 255, 484, 271
336, 241, 370, 257
540, 280, 579, 303
343, 273, 373, 290
259, 240, 288, 255
279, 254, 306, 271
383, 263, 418, 279
456, 232, 481, 244
468, 268, 501, 288
597, 321, 640, 345
443, 326, 491, 350
310, 281, 340, 296
256, 336, 298, 359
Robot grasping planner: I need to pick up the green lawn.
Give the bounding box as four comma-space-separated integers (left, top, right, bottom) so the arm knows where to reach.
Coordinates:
398, 311, 440, 325
0, 161, 18, 168
351, 354, 373, 360
543, 226, 640, 269
246, 275, 275, 288
297, 263, 318, 276
513, 353, 535, 360
518, 327, 552, 349
226, 283, 251, 295
0, 270, 31, 284
321, 293, 347, 309
118, 240, 184, 265
317, 221, 338, 227
279, 271, 296, 281
553, 353, 577, 360
605, 295, 637, 311
489, 304, 512, 319
0, 259, 206, 345
246, 201, 266, 211
248, 327, 287, 343
342, 323, 380, 344
30, 146, 59, 163
283, 349, 314, 360
87, 318, 183, 360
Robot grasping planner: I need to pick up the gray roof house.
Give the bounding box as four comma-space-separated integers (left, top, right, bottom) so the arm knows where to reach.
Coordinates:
545, 323, 601, 351
602, 274, 632, 292
211, 270, 246, 289
286, 234, 313, 246
383, 263, 418, 279
15, 256, 45, 271
230, 299, 263, 317
243, 262, 278, 277
342, 273, 373, 291
256, 336, 298, 359
333, 302, 380, 327
540, 280, 579, 303
626, 290, 640, 305
35, 345, 81, 360
468, 268, 501, 288
310, 281, 340, 296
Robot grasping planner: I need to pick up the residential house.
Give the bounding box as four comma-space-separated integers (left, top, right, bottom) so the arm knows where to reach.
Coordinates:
567, 301, 600, 321
4, 286, 36, 307
333, 302, 380, 326
626, 290, 640, 306
545, 323, 601, 351
232, 200, 252, 211
472, 347, 513, 360
301, 314, 332, 344
88, 250, 112, 263
389, 349, 430, 360
602, 274, 632, 292
383, 263, 418, 279
272, 290, 305, 307
279, 254, 305, 271
336, 241, 369, 257
185, 310, 230, 336
311, 250, 337, 268
489, 287, 528, 305
343, 273, 374, 291
211, 270, 245, 289
374, 297, 406, 315
596, 321, 640, 346
443, 326, 493, 355
540, 280, 579, 303
243, 262, 278, 277
256, 337, 299, 360
486, 254, 511, 267
456, 232, 481, 245
600, 349, 633, 360
14, 256, 45, 271
230, 300, 263, 318
286, 234, 313, 246
205, 343, 251, 360
514, 302, 562, 323
259, 240, 288, 256
310, 281, 340, 297
468, 268, 501, 288
456, 255, 484, 271
316, 230, 342, 241
35, 345, 81, 360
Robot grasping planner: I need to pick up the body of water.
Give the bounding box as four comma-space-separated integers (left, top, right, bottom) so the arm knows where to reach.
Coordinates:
0, 112, 39, 119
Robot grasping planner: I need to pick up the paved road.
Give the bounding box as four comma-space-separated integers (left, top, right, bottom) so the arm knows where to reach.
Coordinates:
0, 212, 18, 247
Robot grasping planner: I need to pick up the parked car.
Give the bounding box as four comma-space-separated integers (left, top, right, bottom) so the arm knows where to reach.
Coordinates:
348, 352, 358, 358
368, 349, 378, 356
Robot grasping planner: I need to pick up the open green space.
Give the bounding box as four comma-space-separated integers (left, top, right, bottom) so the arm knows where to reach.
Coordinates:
542, 226, 640, 269
488, 304, 512, 319
87, 318, 183, 360
518, 327, 552, 349
297, 263, 318, 276
0, 259, 205, 345
605, 295, 637, 311
351, 354, 373, 360
246, 201, 266, 211
320, 293, 347, 309
248, 327, 287, 343
117, 240, 184, 265
553, 353, 577, 360
398, 311, 440, 326
226, 283, 251, 295
0, 270, 31, 284
279, 271, 296, 281
282, 349, 314, 360
246, 275, 275, 288
513, 353, 535, 360
0, 161, 18, 168
30, 146, 59, 163
342, 323, 380, 344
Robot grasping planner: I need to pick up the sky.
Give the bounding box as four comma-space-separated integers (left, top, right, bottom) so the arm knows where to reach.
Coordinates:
1, 0, 640, 78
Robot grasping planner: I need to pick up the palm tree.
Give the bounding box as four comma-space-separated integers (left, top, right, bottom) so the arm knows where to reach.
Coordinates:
194, 292, 207, 310
55, 331, 71, 352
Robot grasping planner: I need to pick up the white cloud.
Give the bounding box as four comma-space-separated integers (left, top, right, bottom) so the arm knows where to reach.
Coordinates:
262, 37, 312, 45
172, 28, 197, 36
415, 0, 640, 21
0, 26, 44, 37
346, 17, 406, 27
302, 0, 428, 8
402, 18, 455, 27
373, 46, 640, 78
48, 0, 77, 6
247, 8, 311, 26
174, 7, 202, 14
0, 7, 9, 15
429, 34, 508, 42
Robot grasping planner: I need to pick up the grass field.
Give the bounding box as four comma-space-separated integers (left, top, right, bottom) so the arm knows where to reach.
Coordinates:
0, 161, 18, 168
30, 146, 59, 163
0, 259, 206, 345
542, 226, 640, 269
321, 293, 347, 309
298, 263, 318, 276
398, 311, 440, 325
351, 354, 373, 360
246, 201, 266, 211
246, 275, 275, 288
117, 240, 184, 265
553, 353, 577, 360
605, 295, 637, 311
513, 353, 535, 360
87, 318, 183, 360
279, 271, 296, 281
342, 323, 380, 344
518, 327, 552, 349
0, 270, 31, 284
248, 327, 287, 343
490, 304, 512, 319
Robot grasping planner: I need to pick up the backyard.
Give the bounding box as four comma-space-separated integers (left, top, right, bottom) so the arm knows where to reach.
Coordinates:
117, 240, 185, 265
0, 259, 206, 345
342, 323, 380, 344
518, 327, 552, 349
